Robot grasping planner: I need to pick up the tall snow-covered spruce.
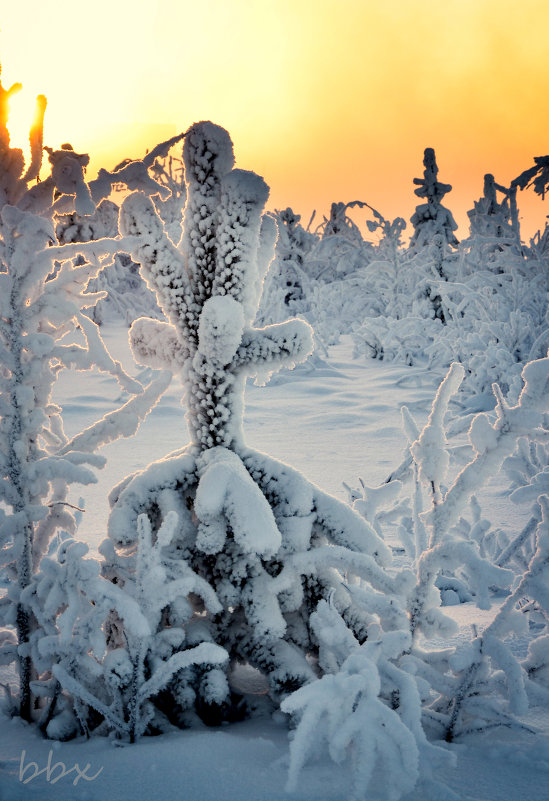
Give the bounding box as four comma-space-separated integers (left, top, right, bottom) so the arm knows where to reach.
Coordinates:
410, 147, 458, 254
410, 147, 458, 285
0, 70, 174, 723
104, 121, 395, 730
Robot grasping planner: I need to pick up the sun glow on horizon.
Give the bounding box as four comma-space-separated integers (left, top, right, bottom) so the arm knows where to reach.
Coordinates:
2, 0, 549, 238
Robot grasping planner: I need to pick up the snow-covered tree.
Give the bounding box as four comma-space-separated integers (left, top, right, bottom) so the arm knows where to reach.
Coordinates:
410, 147, 458, 251
0, 71, 172, 721
318, 201, 365, 243
256, 207, 317, 325
410, 147, 458, 281
513, 155, 549, 201
54, 147, 188, 327
103, 121, 395, 732
309, 201, 374, 281
365, 204, 407, 259
467, 173, 519, 252
514, 154, 549, 258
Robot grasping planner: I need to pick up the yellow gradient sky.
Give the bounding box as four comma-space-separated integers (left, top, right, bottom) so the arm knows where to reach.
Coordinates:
2, 0, 549, 239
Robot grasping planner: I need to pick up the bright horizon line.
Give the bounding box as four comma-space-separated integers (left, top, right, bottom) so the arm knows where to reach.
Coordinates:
6, 109, 547, 245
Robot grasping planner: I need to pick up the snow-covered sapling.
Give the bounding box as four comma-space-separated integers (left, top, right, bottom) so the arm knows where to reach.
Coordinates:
346, 352, 548, 753
0, 72, 173, 721
106, 121, 391, 728
30, 513, 228, 741
403, 357, 547, 740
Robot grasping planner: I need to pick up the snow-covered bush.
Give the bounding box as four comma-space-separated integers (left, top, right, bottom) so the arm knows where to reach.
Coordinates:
364, 204, 407, 259
284, 204, 403, 346
281, 599, 456, 801
353, 314, 444, 366
317, 201, 367, 243
257, 202, 376, 345
0, 72, 172, 722
18, 532, 149, 739
307, 273, 376, 346
282, 604, 421, 801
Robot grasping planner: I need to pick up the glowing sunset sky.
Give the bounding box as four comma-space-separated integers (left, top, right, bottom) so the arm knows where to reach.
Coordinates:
2, 0, 549, 239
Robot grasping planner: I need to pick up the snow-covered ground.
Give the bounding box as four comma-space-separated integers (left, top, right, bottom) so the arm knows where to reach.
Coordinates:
1, 706, 549, 801
55, 326, 524, 554
1, 324, 547, 801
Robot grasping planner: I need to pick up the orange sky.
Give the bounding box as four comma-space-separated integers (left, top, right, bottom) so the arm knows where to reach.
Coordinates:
2, 0, 549, 240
